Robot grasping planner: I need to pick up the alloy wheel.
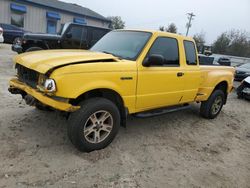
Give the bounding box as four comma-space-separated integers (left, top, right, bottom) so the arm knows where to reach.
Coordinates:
83, 110, 113, 144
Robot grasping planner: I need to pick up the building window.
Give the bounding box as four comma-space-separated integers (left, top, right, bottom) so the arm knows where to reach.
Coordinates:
46, 11, 61, 34
47, 20, 57, 34
10, 3, 26, 28
11, 13, 24, 28
73, 18, 87, 25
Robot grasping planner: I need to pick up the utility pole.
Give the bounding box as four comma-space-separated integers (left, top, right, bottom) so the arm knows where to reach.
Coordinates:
186, 12, 195, 36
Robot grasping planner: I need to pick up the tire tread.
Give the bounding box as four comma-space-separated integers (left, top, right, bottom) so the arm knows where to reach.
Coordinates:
68, 97, 120, 152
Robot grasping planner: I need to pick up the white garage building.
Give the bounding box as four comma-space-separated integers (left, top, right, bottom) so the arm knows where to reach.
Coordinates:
0, 0, 111, 34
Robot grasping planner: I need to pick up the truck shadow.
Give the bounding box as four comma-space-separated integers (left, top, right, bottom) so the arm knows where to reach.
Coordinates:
12, 104, 202, 155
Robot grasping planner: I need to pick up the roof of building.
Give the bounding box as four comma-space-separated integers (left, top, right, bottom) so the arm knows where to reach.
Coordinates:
16, 0, 111, 22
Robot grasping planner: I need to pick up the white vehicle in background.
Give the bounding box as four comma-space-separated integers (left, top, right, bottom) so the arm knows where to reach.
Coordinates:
237, 76, 250, 100
0, 27, 4, 43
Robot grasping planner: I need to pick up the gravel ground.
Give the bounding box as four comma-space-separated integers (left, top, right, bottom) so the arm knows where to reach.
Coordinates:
0, 44, 250, 188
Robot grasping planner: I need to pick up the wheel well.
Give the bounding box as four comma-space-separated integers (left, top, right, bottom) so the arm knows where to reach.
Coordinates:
214, 81, 228, 94
70, 89, 127, 127
23, 41, 48, 51
214, 81, 228, 103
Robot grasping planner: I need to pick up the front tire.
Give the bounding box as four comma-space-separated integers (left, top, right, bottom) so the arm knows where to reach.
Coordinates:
68, 98, 120, 152
200, 90, 225, 119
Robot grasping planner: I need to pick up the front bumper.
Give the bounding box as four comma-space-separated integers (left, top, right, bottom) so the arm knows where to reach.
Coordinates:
12, 44, 23, 54
9, 78, 80, 112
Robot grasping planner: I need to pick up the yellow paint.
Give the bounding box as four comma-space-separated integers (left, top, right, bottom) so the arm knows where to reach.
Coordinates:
10, 30, 235, 113
9, 78, 80, 112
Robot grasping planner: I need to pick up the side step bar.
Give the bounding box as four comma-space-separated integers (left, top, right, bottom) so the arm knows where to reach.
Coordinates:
134, 104, 190, 118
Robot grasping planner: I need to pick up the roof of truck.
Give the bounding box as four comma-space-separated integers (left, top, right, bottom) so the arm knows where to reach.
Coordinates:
115, 29, 194, 41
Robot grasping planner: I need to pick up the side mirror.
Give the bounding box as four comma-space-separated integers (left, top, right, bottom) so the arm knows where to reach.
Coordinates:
66, 32, 72, 39
143, 54, 164, 67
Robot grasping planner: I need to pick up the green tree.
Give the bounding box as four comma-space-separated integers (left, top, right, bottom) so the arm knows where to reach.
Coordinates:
248, 41, 250, 57
166, 23, 177, 33
159, 23, 177, 34
212, 32, 231, 54
107, 16, 125, 29
193, 32, 206, 52
159, 26, 165, 31
213, 30, 250, 57
227, 30, 249, 57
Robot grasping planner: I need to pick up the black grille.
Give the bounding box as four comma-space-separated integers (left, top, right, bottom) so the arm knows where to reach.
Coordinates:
16, 64, 39, 88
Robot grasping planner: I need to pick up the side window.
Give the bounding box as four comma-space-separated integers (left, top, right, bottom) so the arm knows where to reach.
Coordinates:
147, 37, 179, 66
69, 26, 82, 40
92, 29, 106, 41
47, 20, 57, 34
3, 24, 14, 30
69, 26, 87, 41
82, 28, 87, 41
90, 29, 107, 47
184, 41, 197, 65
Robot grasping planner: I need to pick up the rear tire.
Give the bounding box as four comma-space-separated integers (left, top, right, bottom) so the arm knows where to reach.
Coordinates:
68, 98, 120, 152
25, 46, 43, 52
200, 90, 225, 119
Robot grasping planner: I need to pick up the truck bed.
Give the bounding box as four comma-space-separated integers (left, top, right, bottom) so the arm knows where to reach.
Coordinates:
196, 65, 235, 101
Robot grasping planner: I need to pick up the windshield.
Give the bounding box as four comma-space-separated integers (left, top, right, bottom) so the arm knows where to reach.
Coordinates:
240, 63, 250, 69
91, 31, 152, 60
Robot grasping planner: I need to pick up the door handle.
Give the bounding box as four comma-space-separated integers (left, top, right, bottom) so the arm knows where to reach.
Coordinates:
177, 72, 184, 77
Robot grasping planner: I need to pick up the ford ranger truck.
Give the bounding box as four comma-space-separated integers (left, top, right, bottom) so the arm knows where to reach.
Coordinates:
9, 30, 235, 152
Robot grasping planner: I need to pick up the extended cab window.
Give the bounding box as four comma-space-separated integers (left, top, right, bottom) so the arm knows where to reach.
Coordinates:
184, 41, 197, 65
147, 37, 179, 66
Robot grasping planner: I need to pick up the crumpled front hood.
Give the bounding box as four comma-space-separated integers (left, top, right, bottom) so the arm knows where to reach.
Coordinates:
14, 50, 119, 74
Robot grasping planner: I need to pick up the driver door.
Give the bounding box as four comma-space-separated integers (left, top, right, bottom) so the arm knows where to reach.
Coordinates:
136, 37, 185, 111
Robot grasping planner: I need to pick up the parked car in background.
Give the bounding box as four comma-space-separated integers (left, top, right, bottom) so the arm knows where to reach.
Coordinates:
12, 23, 111, 53
0, 23, 27, 44
198, 54, 215, 65
199, 55, 232, 67
202, 45, 212, 56
217, 57, 231, 66
235, 63, 250, 81
0, 27, 4, 43
237, 76, 250, 100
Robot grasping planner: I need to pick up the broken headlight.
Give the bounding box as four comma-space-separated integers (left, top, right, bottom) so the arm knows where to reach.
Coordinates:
38, 75, 57, 93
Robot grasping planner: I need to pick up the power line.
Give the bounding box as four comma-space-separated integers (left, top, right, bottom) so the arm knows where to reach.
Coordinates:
186, 12, 195, 36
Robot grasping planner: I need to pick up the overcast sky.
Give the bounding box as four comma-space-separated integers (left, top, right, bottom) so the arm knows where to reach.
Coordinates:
63, 0, 250, 44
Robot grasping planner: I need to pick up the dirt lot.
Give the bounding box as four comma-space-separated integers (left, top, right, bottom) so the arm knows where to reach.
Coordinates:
0, 44, 249, 188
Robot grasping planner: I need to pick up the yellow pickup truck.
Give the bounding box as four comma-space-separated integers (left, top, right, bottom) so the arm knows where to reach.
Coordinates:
9, 30, 235, 152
